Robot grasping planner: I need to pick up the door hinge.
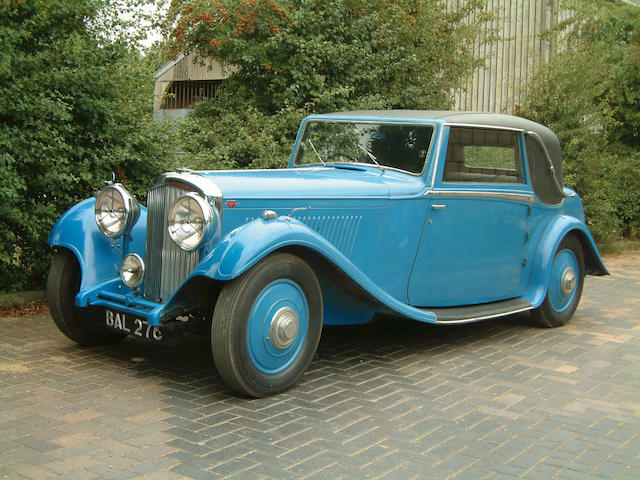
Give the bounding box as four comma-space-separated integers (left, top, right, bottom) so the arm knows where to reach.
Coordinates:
524, 232, 530, 243
522, 258, 528, 267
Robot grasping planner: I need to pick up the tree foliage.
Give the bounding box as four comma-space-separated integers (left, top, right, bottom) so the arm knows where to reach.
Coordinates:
165, 0, 488, 170
521, 0, 640, 242
0, 0, 171, 292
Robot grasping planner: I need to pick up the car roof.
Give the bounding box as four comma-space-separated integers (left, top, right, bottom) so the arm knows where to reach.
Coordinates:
319, 110, 563, 183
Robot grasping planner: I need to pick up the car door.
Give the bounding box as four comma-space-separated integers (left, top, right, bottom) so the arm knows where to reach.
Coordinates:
408, 126, 532, 307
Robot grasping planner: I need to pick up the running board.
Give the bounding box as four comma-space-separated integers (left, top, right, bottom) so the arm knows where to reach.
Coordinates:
421, 298, 533, 324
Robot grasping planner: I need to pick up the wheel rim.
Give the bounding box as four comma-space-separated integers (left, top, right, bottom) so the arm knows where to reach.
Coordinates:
549, 248, 579, 312
247, 279, 309, 375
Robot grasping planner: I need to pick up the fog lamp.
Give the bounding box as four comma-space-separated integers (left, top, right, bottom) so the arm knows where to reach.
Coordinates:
121, 253, 144, 288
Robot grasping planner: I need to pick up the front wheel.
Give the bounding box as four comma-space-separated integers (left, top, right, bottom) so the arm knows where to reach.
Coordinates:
532, 235, 585, 328
211, 253, 323, 397
47, 250, 125, 346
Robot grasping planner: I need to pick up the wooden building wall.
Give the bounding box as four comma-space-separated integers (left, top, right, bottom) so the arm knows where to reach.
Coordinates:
153, 52, 235, 120
449, 0, 570, 114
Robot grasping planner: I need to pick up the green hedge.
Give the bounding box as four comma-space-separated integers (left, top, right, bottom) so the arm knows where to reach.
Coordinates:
521, 0, 640, 242
166, 0, 489, 170
0, 0, 172, 292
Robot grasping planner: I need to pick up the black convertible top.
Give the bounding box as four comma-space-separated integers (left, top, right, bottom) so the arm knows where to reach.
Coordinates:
326, 110, 563, 184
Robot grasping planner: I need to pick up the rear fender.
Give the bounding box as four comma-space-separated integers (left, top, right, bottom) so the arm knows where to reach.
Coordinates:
525, 215, 608, 307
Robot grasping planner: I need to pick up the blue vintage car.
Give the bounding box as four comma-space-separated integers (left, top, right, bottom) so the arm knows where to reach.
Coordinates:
48, 111, 608, 397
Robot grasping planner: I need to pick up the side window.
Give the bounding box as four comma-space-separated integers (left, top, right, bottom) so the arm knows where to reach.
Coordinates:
443, 127, 523, 184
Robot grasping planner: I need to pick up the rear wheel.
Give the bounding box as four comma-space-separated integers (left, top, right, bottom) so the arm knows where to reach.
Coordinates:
532, 235, 585, 328
47, 250, 125, 346
211, 253, 323, 397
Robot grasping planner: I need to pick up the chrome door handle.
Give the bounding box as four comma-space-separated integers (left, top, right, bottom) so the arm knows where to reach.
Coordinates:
431, 204, 446, 210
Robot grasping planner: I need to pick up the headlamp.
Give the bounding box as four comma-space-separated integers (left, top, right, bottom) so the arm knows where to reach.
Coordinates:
167, 193, 215, 251
95, 184, 140, 238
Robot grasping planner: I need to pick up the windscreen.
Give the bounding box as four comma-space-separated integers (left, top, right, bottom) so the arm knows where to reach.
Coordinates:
294, 121, 434, 174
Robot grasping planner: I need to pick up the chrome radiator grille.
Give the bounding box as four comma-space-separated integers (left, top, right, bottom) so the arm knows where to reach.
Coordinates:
144, 185, 200, 303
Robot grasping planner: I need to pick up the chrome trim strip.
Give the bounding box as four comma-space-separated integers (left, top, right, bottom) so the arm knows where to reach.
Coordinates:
434, 306, 534, 325
430, 124, 446, 188
446, 122, 524, 132
426, 190, 536, 203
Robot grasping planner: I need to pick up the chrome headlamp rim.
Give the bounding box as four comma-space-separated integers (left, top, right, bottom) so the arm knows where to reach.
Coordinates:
120, 253, 145, 288
95, 183, 140, 238
167, 192, 215, 252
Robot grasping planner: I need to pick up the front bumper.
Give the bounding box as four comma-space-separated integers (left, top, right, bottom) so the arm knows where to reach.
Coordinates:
75, 278, 184, 326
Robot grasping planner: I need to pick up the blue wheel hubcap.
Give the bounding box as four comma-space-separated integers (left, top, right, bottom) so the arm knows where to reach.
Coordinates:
247, 279, 309, 375
549, 249, 579, 312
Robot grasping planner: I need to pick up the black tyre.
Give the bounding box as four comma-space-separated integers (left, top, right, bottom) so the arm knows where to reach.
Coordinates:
211, 253, 323, 397
47, 250, 125, 346
532, 235, 585, 328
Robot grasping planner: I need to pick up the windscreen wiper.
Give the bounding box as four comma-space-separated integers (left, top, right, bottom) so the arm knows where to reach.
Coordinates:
307, 140, 327, 166
357, 144, 380, 166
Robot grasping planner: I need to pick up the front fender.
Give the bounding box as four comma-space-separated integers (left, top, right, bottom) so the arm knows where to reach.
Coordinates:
48, 197, 147, 291
525, 215, 608, 307
193, 217, 358, 281
191, 217, 438, 324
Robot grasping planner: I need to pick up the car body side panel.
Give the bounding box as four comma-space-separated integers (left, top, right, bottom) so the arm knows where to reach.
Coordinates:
409, 195, 530, 306
316, 272, 379, 326
409, 126, 533, 306
366, 195, 428, 301
218, 199, 392, 295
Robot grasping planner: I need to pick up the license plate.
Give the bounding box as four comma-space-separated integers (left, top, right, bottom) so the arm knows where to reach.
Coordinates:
105, 309, 163, 342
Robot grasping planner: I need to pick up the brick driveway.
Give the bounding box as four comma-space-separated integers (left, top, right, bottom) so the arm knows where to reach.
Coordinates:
1, 253, 638, 480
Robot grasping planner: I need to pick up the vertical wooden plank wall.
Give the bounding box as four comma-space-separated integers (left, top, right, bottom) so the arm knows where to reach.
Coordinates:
448, 0, 561, 114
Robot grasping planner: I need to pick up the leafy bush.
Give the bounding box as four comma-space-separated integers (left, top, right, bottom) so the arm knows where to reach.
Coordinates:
176, 99, 304, 170
521, 0, 640, 242
0, 0, 172, 292
166, 0, 489, 169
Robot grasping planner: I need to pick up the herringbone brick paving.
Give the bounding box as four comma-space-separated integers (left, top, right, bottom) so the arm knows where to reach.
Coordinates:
0, 253, 638, 479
